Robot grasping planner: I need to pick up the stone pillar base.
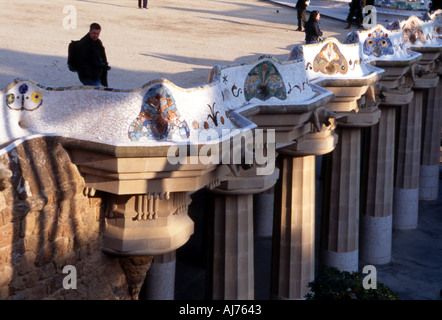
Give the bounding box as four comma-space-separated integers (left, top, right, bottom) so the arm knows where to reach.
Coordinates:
419, 165, 440, 201
320, 249, 358, 272
393, 188, 419, 230
141, 252, 176, 300
359, 214, 392, 265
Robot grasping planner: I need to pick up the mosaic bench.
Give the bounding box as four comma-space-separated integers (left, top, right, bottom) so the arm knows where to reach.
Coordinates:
288, 37, 385, 122
346, 24, 422, 105
387, 15, 442, 87
0, 55, 336, 255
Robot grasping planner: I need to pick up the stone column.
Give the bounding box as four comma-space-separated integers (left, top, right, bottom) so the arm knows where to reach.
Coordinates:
208, 169, 279, 300
359, 106, 395, 264
359, 68, 416, 265
419, 83, 441, 200
320, 127, 361, 272
140, 252, 176, 300
270, 154, 315, 300
211, 193, 255, 300
393, 90, 423, 230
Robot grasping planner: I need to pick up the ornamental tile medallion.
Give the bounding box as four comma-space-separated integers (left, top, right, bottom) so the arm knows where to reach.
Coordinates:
244, 61, 287, 102
363, 28, 394, 58
313, 42, 349, 75
129, 84, 189, 141
402, 19, 426, 45
6, 82, 43, 111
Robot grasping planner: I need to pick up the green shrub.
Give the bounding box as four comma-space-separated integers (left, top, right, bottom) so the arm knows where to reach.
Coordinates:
305, 266, 400, 300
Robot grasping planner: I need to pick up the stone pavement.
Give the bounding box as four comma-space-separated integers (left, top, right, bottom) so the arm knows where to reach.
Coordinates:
173, 1, 442, 301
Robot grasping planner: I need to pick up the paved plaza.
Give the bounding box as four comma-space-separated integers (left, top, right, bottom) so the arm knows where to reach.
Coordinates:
0, 0, 441, 301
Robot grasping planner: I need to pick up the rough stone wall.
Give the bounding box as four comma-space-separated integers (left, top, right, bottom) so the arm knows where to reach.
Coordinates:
0, 137, 152, 300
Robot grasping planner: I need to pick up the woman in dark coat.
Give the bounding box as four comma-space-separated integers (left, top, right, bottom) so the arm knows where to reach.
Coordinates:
304, 11, 323, 44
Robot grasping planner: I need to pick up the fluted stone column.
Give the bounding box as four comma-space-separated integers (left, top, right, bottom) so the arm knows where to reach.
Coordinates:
360, 107, 395, 264
141, 251, 176, 300
211, 193, 255, 300
419, 83, 441, 200
359, 65, 416, 265
320, 127, 361, 272
393, 90, 423, 230
271, 155, 315, 300
208, 167, 279, 300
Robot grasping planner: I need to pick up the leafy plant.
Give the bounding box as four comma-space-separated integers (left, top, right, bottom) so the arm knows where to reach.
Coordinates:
305, 266, 400, 300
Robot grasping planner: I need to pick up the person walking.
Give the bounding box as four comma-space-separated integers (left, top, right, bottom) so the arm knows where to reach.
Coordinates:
295, 0, 310, 32
304, 10, 323, 44
345, 0, 364, 29
138, 0, 148, 9
75, 23, 110, 87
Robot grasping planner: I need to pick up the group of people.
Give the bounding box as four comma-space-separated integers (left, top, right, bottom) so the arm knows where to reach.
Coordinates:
73, 1, 442, 87
295, 0, 441, 44
295, 0, 374, 43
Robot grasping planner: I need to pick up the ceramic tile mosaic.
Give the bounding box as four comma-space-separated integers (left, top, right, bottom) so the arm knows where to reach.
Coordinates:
430, 9, 442, 37
374, 0, 427, 10
289, 37, 374, 81
388, 15, 442, 48
0, 55, 321, 149
346, 24, 420, 63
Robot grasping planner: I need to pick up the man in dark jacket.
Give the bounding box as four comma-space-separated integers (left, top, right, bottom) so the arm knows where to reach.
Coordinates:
75, 23, 110, 87
295, 0, 309, 31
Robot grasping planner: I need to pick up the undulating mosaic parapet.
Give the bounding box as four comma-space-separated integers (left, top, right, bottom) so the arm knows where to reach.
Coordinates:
387, 15, 442, 48
289, 37, 384, 83
346, 24, 422, 63
429, 9, 442, 38
1, 56, 332, 151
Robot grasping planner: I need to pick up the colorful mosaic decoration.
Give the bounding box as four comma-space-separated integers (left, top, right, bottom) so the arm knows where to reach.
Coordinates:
345, 31, 360, 45
432, 10, 442, 36
402, 19, 426, 45
313, 42, 348, 75
244, 61, 287, 102
6, 83, 43, 111
287, 45, 304, 61
374, 0, 427, 10
128, 84, 189, 141
363, 28, 395, 57
202, 103, 226, 130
